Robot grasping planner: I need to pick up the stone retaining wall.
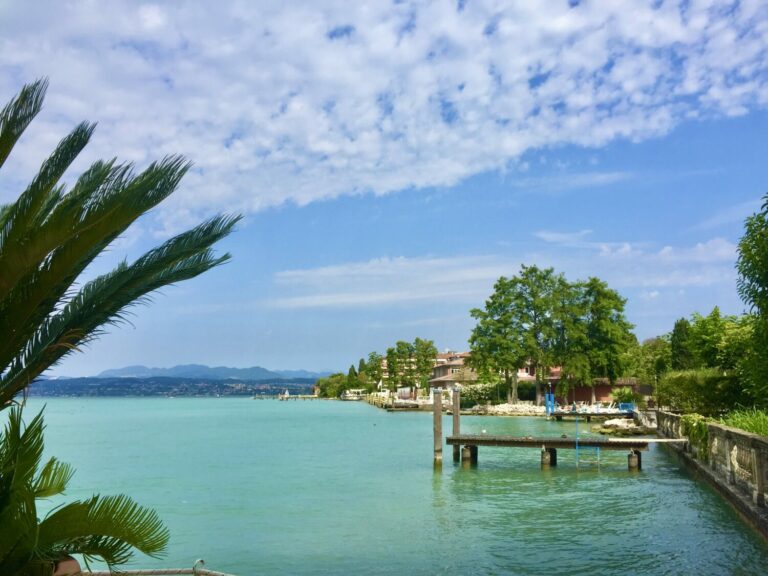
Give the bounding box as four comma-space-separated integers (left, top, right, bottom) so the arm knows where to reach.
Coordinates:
657, 411, 768, 537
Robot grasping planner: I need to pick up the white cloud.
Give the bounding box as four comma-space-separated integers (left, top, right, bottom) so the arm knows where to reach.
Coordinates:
1, 1, 767, 228
268, 235, 739, 310
692, 198, 763, 231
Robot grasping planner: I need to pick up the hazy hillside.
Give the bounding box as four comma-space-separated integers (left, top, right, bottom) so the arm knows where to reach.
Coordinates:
97, 364, 331, 380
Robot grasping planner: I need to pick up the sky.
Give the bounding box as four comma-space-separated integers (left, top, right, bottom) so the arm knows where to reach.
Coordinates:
1, 0, 768, 376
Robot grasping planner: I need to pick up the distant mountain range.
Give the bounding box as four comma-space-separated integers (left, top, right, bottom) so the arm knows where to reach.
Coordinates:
97, 364, 331, 381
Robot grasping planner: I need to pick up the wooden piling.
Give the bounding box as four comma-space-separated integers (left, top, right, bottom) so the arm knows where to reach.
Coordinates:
452, 389, 461, 462
433, 389, 443, 462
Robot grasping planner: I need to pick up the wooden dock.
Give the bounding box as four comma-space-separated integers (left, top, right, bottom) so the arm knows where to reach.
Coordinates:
434, 390, 685, 471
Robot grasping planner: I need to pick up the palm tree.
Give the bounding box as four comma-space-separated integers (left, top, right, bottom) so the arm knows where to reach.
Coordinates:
0, 79, 240, 405
0, 407, 169, 574
0, 79, 240, 573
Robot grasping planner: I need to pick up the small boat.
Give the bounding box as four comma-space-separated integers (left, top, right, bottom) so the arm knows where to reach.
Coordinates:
278, 390, 290, 401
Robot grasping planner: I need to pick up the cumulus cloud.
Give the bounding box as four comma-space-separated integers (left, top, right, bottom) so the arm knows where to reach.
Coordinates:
1, 0, 767, 228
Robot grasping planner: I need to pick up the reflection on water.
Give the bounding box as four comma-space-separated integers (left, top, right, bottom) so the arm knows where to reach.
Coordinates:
29, 398, 768, 576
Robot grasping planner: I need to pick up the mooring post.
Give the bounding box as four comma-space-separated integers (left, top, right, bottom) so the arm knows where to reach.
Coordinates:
433, 388, 443, 462
469, 445, 478, 464
541, 446, 551, 469
628, 449, 642, 471
541, 446, 557, 469
452, 388, 461, 462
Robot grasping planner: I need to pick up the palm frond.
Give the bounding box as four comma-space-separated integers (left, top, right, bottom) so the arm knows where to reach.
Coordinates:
0, 215, 240, 403
0, 79, 47, 170
33, 457, 74, 499
37, 494, 169, 569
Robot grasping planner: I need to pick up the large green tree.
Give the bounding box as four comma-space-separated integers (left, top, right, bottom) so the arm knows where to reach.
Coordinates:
468, 276, 528, 403
0, 80, 238, 573
737, 193, 768, 404
413, 337, 438, 393
583, 277, 634, 387
515, 266, 561, 406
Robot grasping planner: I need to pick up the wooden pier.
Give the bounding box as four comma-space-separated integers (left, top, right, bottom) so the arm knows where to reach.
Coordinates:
434, 390, 685, 471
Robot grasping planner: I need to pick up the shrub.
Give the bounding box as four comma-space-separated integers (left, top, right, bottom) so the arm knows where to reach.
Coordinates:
681, 413, 710, 461
657, 369, 747, 416
720, 409, 768, 437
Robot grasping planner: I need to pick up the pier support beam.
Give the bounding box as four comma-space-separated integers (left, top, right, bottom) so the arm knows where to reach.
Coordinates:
628, 449, 642, 471
541, 447, 558, 469
461, 445, 478, 465
433, 389, 442, 462
452, 389, 461, 462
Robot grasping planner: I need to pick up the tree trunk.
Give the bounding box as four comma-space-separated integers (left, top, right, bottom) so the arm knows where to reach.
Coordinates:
506, 370, 519, 404
590, 386, 596, 405
535, 380, 542, 406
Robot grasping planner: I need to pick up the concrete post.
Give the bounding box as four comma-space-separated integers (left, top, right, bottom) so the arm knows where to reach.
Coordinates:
469, 445, 478, 464
461, 445, 471, 464
628, 449, 642, 471
541, 446, 551, 469
433, 389, 442, 462
541, 447, 558, 469
452, 388, 461, 462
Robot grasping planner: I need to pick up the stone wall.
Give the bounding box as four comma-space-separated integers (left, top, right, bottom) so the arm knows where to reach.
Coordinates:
657, 411, 768, 537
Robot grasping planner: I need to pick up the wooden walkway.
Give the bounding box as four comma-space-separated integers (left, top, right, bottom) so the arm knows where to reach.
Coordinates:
433, 390, 686, 471
445, 435, 650, 450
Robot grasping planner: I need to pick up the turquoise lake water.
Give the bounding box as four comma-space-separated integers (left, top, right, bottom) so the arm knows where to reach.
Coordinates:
25, 398, 768, 575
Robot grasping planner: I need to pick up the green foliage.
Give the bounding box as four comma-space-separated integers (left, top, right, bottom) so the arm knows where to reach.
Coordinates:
468, 266, 633, 403
459, 381, 507, 407
0, 80, 239, 406
413, 337, 438, 390
315, 373, 348, 398
657, 369, 747, 416
634, 336, 671, 385
671, 318, 695, 370
612, 386, 636, 404
365, 351, 383, 386
0, 407, 168, 574
736, 195, 768, 405
582, 277, 634, 383
720, 409, 768, 437
689, 307, 730, 368
681, 413, 711, 460
0, 80, 238, 573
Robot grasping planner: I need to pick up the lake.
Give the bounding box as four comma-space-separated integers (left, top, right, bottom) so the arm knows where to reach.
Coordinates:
27, 398, 768, 575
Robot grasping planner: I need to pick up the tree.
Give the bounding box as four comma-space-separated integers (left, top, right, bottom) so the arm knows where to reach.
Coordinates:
0, 80, 239, 406
689, 307, 729, 369
413, 337, 438, 394
346, 364, 359, 389
737, 195, 768, 404
385, 347, 399, 391
0, 80, 238, 572
468, 276, 528, 403
583, 277, 633, 389
394, 340, 416, 389
670, 318, 696, 370
366, 351, 383, 388
1, 407, 168, 574
551, 277, 590, 397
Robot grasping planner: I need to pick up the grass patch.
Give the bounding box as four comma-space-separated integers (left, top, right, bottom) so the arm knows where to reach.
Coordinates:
720, 409, 768, 437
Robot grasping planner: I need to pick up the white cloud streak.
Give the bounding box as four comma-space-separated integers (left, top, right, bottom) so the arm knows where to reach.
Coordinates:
1, 1, 767, 230
269, 236, 739, 309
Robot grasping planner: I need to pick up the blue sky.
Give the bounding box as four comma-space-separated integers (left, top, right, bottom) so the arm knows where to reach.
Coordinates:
1, 0, 767, 375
